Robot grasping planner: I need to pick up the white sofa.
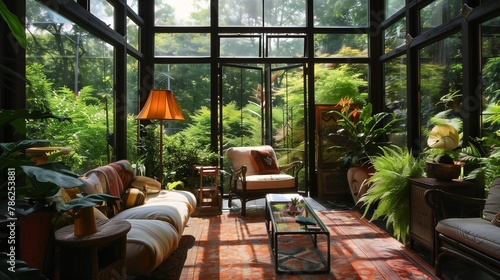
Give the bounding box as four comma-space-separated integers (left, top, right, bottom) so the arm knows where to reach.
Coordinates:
66, 160, 197, 276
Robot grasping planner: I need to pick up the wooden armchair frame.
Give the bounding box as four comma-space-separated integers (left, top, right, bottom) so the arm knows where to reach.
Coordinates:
226, 146, 303, 216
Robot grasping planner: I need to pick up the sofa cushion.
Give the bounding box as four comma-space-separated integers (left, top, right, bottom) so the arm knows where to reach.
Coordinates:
250, 150, 280, 174
492, 212, 500, 227
124, 219, 180, 276
146, 190, 197, 214
79, 173, 103, 195
436, 217, 500, 259
131, 176, 161, 194
484, 177, 500, 221
236, 174, 296, 190
112, 202, 190, 234
122, 188, 146, 209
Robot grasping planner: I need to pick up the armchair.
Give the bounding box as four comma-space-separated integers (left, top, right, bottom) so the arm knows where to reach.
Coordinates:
424, 178, 500, 279
226, 145, 303, 216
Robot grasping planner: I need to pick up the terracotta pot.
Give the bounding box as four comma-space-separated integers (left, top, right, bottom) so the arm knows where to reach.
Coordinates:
73, 206, 97, 236
288, 205, 298, 212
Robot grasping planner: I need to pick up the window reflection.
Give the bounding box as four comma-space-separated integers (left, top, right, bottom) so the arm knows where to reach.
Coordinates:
419, 34, 463, 149
481, 16, 500, 140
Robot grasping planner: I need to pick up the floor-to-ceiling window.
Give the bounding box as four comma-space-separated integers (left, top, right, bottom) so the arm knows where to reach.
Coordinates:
12, 0, 500, 197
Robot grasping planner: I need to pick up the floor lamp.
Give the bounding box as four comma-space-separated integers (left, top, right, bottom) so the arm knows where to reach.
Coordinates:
136, 89, 185, 184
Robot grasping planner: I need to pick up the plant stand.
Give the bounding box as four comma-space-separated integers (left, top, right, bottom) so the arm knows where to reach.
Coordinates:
54, 219, 131, 279
191, 165, 222, 216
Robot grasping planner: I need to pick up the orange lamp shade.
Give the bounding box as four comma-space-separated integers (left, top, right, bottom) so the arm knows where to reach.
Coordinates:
136, 89, 185, 120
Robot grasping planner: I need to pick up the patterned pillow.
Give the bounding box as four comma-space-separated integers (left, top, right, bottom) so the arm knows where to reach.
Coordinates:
79, 173, 103, 194
250, 150, 280, 174
492, 212, 500, 227
122, 188, 146, 209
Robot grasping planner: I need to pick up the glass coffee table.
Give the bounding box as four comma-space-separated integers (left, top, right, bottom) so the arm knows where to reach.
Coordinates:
265, 193, 330, 274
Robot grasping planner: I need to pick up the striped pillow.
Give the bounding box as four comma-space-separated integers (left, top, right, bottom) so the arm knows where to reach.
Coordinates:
122, 188, 146, 209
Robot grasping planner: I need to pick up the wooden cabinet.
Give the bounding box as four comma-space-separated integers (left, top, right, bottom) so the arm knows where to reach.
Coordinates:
408, 178, 483, 265
315, 104, 356, 199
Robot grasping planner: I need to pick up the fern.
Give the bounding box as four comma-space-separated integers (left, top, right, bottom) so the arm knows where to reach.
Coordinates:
359, 145, 425, 243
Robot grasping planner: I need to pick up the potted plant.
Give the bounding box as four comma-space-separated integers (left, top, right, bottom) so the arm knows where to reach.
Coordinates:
358, 145, 425, 243
332, 98, 403, 204
55, 193, 120, 236
424, 124, 463, 181
288, 197, 301, 212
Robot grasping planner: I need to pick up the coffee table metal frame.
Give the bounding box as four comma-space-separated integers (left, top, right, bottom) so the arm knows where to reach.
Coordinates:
265, 193, 331, 274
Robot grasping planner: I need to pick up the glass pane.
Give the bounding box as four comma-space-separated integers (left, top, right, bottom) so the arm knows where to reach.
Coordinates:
220, 36, 261, 57
154, 64, 211, 117
127, 55, 139, 162
420, 0, 463, 34
155, 33, 210, 57
128, 0, 138, 14
264, 0, 306, 27
384, 17, 406, 53
127, 17, 139, 50
481, 16, 500, 141
314, 34, 368, 57
219, 0, 263, 27
146, 64, 212, 185
267, 37, 305, 57
386, 0, 405, 18
384, 55, 407, 147
314, 0, 368, 27
314, 63, 368, 104
420, 34, 463, 149
155, 0, 210, 26
26, 0, 115, 172
90, 0, 114, 29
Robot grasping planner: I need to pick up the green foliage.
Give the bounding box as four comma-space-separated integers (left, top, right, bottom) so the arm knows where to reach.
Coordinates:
162, 133, 219, 187
0, 0, 26, 48
24, 65, 115, 172
460, 140, 500, 190
167, 181, 185, 190
314, 64, 368, 105
56, 193, 119, 214
334, 103, 403, 166
359, 145, 425, 243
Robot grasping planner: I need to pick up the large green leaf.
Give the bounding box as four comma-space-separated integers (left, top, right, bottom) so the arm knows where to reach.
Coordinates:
56, 193, 120, 213
20, 163, 83, 190
0, 0, 26, 48
0, 109, 71, 135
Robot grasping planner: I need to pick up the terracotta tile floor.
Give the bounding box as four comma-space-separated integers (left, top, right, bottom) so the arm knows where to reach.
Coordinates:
179, 198, 438, 280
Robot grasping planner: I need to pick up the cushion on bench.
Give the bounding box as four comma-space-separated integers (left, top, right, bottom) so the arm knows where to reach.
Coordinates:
235, 174, 296, 190
436, 217, 500, 259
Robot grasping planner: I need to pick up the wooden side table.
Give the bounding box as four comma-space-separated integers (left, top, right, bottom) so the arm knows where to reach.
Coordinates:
55, 219, 131, 279
192, 165, 222, 216
408, 178, 483, 265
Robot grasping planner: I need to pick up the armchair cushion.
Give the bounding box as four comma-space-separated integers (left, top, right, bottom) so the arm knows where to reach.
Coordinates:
227, 145, 277, 175
250, 150, 280, 174
236, 174, 296, 190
